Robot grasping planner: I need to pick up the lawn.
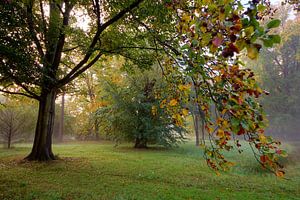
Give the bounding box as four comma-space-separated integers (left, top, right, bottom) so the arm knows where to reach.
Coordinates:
0, 141, 299, 200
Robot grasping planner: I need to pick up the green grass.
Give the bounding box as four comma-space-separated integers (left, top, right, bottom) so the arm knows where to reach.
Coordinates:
0, 141, 299, 200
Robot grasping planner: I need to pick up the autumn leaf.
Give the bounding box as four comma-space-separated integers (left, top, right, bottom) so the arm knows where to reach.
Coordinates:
260, 155, 268, 163
258, 133, 267, 144
275, 170, 285, 177
217, 129, 225, 138
182, 108, 189, 116
160, 99, 166, 108
247, 44, 259, 59
212, 36, 224, 47
169, 99, 178, 106
151, 106, 157, 116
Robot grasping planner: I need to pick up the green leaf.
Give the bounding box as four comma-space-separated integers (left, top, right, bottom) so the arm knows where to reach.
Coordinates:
255, 26, 265, 37
280, 150, 288, 157
257, 4, 267, 12
231, 118, 240, 127
269, 35, 281, 44
267, 19, 281, 29
241, 120, 249, 130
262, 39, 273, 47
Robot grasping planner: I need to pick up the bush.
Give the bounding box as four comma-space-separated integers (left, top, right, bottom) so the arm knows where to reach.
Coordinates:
97, 68, 186, 148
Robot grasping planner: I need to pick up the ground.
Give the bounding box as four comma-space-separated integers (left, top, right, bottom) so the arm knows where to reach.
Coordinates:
0, 141, 299, 200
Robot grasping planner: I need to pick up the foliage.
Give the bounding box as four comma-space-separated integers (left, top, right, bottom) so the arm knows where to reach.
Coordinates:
97, 67, 187, 148
159, 0, 287, 175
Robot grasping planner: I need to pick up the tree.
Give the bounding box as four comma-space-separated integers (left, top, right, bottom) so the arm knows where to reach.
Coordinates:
98, 66, 187, 148
0, 105, 26, 148
0, 0, 173, 160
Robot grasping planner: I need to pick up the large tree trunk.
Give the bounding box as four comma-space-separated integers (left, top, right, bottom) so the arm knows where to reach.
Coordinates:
25, 90, 56, 161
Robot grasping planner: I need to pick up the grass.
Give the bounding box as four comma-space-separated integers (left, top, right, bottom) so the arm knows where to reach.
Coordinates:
0, 141, 299, 200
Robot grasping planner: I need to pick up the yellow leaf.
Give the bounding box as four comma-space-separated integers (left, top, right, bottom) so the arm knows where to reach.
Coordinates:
151, 106, 157, 116
222, 120, 228, 128
169, 99, 178, 106
200, 26, 207, 33
221, 109, 227, 115
258, 134, 267, 144
215, 76, 222, 83
160, 99, 166, 108
178, 84, 191, 91
216, 117, 223, 125
217, 129, 225, 138
207, 151, 213, 157
226, 162, 235, 167
247, 45, 259, 60
182, 108, 189, 116
181, 14, 190, 22
172, 113, 183, 126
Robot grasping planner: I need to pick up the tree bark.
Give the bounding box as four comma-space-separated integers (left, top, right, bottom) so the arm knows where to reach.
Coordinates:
95, 118, 100, 140
134, 137, 147, 148
25, 90, 56, 161
7, 129, 11, 149
193, 113, 200, 146
7, 114, 12, 149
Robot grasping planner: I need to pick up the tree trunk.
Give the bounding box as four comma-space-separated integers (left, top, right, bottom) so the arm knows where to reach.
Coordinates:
7, 115, 12, 149
58, 91, 65, 142
7, 130, 11, 149
194, 114, 200, 146
95, 118, 99, 140
25, 90, 56, 161
134, 137, 147, 148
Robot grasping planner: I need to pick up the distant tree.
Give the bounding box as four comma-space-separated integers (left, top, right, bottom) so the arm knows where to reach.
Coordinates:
0, 106, 26, 148
249, 11, 300, 139
98, 67, 187, 148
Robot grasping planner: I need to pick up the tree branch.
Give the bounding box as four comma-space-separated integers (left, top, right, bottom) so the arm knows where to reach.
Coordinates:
58, 0, 145, 86
6, 73, 41, 100
53, 1, 74, 69
39, 0, 47, 37
26, 4, 45, 59
0, 89, 37, 99
57, 52, 103, 87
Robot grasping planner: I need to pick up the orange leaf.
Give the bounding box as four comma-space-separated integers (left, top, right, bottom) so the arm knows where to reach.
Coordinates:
275, 170, 285, 177
169, 99, 178, 106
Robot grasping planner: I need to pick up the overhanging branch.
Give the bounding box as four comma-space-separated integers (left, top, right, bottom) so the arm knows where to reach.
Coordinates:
0, 88, 38, 100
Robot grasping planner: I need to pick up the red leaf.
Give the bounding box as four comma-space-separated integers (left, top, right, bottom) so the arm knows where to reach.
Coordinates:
260, 155, 268, 163
212, 36, 223, 47
237, 127, 245, 135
